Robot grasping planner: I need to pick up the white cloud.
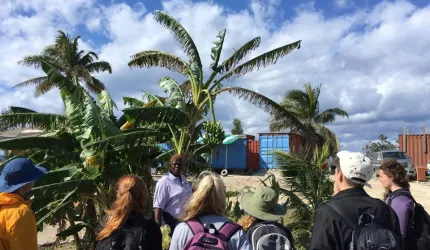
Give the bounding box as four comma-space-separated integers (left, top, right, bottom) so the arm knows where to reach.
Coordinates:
1, 0, 430, 152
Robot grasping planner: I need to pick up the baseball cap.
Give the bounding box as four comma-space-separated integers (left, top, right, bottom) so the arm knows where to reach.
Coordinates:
336, 151, 374, 188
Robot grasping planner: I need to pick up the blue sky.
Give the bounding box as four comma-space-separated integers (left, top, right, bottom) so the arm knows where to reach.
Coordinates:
1, 0, 430, 151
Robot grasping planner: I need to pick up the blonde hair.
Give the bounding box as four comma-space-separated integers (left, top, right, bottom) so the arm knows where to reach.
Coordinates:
237, 214, 258, 231
181, 171, 226, 221
96, 175, 148, 241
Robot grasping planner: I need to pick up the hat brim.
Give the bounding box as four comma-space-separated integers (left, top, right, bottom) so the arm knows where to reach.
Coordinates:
241, 192, 287, 222
0, 165, 46, 193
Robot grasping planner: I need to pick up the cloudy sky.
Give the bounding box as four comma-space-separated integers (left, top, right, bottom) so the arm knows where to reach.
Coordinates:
1, 0, 430, 151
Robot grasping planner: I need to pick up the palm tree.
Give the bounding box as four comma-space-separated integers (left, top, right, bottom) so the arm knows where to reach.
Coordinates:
128, 10, 304, 157
16, 30, 112, 97
270, 83, 348, 153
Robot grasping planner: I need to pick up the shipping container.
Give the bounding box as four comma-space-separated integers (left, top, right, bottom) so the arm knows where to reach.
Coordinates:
210, 135, 253, 170
399, 134, 430, 168
259, 132, 306, 169
247, 140, 260, 170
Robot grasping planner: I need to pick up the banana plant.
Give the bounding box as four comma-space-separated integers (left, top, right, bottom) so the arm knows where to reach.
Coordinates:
129, 10, 305, 164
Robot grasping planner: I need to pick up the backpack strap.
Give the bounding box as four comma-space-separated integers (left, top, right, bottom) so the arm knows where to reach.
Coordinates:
388, 190, 415, 206
186, 219, 205, 235
218, 222, 241, 240
326, 202, 359, 230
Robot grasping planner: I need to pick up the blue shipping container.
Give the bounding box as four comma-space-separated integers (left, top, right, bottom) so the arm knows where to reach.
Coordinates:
211, 138, 248, 170
259, 133, 290, 169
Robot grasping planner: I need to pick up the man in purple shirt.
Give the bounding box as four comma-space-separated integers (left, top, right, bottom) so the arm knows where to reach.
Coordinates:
153, 154, 192, 234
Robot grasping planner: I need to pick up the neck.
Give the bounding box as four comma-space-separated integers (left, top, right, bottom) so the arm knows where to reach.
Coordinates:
390, 184, 402, 192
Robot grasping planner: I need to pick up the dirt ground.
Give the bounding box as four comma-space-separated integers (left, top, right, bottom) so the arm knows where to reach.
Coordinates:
37, 171, 430, 248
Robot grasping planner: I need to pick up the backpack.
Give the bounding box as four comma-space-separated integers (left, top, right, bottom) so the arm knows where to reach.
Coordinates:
247, 221, 293, 250
182, 219, 241, 250
388, 191, 430, 250
96, 218, 147, 250
327, 201, 402, 250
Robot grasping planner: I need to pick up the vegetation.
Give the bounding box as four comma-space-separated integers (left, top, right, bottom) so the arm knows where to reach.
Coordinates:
274, 144, 333, 249
231, 118, 244, 135
362, 134, 398, 156
270, 83, 348, 154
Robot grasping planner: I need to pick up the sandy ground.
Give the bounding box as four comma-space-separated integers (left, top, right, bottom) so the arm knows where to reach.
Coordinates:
37, 171, 430, 247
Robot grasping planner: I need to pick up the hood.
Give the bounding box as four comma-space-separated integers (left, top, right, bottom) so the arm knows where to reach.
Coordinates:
0, 192, 28, 206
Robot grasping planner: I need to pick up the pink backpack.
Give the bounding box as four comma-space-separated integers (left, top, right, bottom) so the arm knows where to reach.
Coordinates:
183, 219, 241, 250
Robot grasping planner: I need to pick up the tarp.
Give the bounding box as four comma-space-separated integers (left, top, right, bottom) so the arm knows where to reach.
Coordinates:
197, 135, 239, 145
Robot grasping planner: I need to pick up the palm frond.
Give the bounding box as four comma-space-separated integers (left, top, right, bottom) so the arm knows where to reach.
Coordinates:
9, 106, 37, 113
34, 80, 55, 97
219, 37, 261, 73
14, 76, 49, 89
86, 61, 112, 74
153, 10, 202, 70
316, 125, 340, 153
123, 97, 146, 107
84, 76, 106, 94
123, 106, 189, 127
18, 55, 59, 69
128, 50, 190, 76
210, 29, 226, 70
217, 40, 301, 82
0, 113, 68, 130
314, 108, 349, 124
214, 87, 307, 134
78, 51, 99, 65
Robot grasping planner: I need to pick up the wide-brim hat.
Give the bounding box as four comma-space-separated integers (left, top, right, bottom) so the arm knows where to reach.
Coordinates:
241, 186, 287, 221
0, 158, 46, 193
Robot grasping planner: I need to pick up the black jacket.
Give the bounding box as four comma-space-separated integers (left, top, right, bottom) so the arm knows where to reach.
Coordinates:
308, 187, 402, 250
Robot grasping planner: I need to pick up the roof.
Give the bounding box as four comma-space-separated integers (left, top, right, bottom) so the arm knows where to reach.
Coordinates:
0, 129, 44, 140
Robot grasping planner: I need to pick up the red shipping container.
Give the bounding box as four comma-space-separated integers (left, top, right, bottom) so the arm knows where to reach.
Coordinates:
247, 140, 260, 170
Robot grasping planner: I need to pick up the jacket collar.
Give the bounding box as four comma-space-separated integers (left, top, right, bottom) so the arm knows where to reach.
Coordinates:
332, 187, 369, 200
168, 172, 181, 180
387, 188, 410, 197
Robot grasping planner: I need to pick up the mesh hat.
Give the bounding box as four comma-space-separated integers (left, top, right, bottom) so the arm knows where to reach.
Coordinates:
336, 151, 374, 188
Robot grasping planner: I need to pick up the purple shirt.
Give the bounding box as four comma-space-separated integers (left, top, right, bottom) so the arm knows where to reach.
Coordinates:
386, 190, 415, 237
153, 172, 192, 218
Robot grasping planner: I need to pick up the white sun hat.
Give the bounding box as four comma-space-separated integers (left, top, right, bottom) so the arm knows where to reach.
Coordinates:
336, 151, 374, 188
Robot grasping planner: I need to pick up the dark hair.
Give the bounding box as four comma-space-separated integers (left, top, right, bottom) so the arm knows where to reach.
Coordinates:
379, 159, 410, 189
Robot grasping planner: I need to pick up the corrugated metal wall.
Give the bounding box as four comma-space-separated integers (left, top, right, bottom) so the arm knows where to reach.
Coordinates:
399, 134, 430, 168
247, 140, 260, 170
211, 137, 248, 170
259, 133, 290, 169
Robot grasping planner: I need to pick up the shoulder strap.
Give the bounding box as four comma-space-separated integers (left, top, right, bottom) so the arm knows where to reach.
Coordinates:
388, 191, 415, 206
326, 202, 358, 230
186, 219, 205, 235
218, 222, 241, 240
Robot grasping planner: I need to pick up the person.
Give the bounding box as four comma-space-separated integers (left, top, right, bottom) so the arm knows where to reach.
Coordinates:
153, 154, 192, 234
238, 186, 294, 250
309, 151, 402, 250
0, 158, 47, 250
169, 171, 251, 250
379, 159, 415, 246
96, 175, 162, 250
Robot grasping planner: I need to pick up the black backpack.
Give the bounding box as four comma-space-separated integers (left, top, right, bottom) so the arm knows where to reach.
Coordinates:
246, 221, 293, 250
327, 201, 402, 250
388, 191, 430, 250
96, 217, 148, 250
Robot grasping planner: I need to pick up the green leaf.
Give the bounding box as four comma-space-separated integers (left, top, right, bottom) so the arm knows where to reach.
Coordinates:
128, 50, 190, 76
210, 29, 226, 70
56, 223, 91, 237
0, 136, 77, 150
98, 90, 118, 116
9, 106, 37, 113
123, 107, 189, 127
123, 97, 146, 107
34, 166, 78, 187
159, 77, 185, 110
217, 40, 301, 82
153, 11, 202, 71
0, 113, 68, 130
219, 37, 261, 73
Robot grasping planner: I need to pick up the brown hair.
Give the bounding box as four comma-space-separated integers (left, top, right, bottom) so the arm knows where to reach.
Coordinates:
181, 171, 226, 221
237, 214, 258, 231
96, 175, 148, 241
379, 159, 410, 189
